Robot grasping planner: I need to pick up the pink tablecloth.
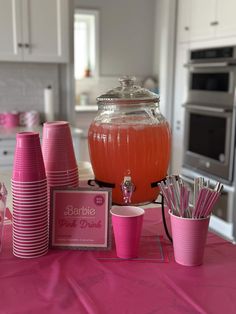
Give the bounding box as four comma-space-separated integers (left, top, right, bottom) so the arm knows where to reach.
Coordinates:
1, 207, 236, 314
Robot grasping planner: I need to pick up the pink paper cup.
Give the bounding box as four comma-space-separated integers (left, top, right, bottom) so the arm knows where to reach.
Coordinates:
13, 228, 48, 239
43, 121, 71, 138
13, 204, 48, 212
13, 214, 48, 223
48, 177, 79, 186
12, 132, 46, 182
15, 132, 41, 149
169, 211, 210, 266
12, 178, 47, 185
46, 167, 78, 175
13, 225, 48, 236
13, 235, 48, 244
42, 122, 77, 172
13, 210, 48, 219
13, 247, 48, 259
110, 206, 144, 259
13, 244, 49, 254
13, 215, 48, 224
47, 173, 78, 180
12, 192, 47, 200
3, 112, 20, 128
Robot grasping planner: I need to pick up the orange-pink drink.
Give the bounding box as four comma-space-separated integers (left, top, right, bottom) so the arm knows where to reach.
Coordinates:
88, 121, 171, 204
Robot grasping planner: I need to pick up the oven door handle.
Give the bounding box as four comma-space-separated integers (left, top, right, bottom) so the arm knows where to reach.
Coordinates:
182, 104, 232, 113
184, 62, 236, 68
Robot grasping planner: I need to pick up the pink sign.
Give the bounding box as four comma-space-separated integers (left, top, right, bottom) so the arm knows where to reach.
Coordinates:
50, 188, 112, 249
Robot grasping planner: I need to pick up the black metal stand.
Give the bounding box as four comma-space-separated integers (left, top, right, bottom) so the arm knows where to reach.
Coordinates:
153, 194, 172, 243
87, 179, 172, 242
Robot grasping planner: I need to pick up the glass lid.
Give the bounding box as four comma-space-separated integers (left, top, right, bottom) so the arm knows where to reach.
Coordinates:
97, 76, 159, 104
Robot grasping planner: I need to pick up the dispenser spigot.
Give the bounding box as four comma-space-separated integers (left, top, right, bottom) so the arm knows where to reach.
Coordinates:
121, 176, 135, 204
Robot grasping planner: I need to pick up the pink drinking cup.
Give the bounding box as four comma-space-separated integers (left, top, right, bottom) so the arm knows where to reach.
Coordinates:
13, 234, 48, 243
110, 206, 144, 259
46, 167, 78, 175
15, 132, 41, 149
13, 247, 48, 257
43, 121, 71, 138
12, 187, 47, 193
13, 251, 48, 259
46, 172, 78, 180
0, 112, 20, 128
13, 213, 48, 222
13, 218, 48, 230
13, 209, 48, 219
13, 203, 48, 212
12, 190, 47, 199
13, 225, 48, 233
42, 151, 77, 172
13, 242, 48, 251
13, 132, 46, 182
47, 176, 78, 185
42, 121, 77, 172
13, 246, 49, 256
13, 227, 48, 238
169, 211, 210, 266
14, 236, 49, 247
11, 183, 47, 191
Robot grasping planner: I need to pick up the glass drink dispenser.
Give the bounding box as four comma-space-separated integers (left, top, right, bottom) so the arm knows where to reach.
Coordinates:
88, 76, 171, 205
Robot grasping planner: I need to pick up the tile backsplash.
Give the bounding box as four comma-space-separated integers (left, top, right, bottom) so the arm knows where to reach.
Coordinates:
0, 63, 59, 116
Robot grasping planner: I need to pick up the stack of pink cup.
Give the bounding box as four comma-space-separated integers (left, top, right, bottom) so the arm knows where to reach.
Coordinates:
42, 121, 79, 192
12, 132, 49, 258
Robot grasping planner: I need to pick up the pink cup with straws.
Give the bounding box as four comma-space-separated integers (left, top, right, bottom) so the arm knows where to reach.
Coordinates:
110, 206, 144, 259
169, 211, 210, 266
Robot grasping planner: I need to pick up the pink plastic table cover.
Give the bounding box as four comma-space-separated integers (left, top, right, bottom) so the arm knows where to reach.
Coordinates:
0, 207, 236, 314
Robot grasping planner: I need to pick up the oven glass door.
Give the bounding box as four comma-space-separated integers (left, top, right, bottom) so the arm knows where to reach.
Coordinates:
184, 105, 234, 181
187, 66, 235, 105
191, 72, 229, 92
189, 112, 226, 161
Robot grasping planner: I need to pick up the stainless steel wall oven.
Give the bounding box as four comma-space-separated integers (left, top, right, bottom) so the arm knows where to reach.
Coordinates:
182, 46, 236, 241
183, 46, 236, 184
183, 102, 235, 183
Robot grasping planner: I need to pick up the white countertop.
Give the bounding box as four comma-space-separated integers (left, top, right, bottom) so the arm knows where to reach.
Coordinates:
1, 162, 94, 213
75, 105, 98, 112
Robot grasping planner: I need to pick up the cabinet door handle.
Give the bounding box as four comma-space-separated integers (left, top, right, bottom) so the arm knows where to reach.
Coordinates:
24, 43, 30, 48
3, 151, 8, 155
18, 43, 23, 48
184, 26, 189, 31
210, 21, 219, 26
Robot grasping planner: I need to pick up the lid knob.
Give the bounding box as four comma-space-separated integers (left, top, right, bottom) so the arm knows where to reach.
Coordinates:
119, 76, 136, 88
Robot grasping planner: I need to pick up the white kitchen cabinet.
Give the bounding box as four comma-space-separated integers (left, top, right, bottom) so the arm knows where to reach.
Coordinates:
216, 0, 236, 38
171, 44, 189, 174
177, 0, 236, 43
0, 0, 69, 63
0, 138, 15, 170
177, 0, 191, 43
190, 0, 216, 42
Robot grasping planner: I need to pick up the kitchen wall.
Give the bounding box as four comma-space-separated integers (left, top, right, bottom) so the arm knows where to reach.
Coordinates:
75, 0, 156, 77
0, 62, 59, 117
74, 0, 157, 109
73, 0, 176, 124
